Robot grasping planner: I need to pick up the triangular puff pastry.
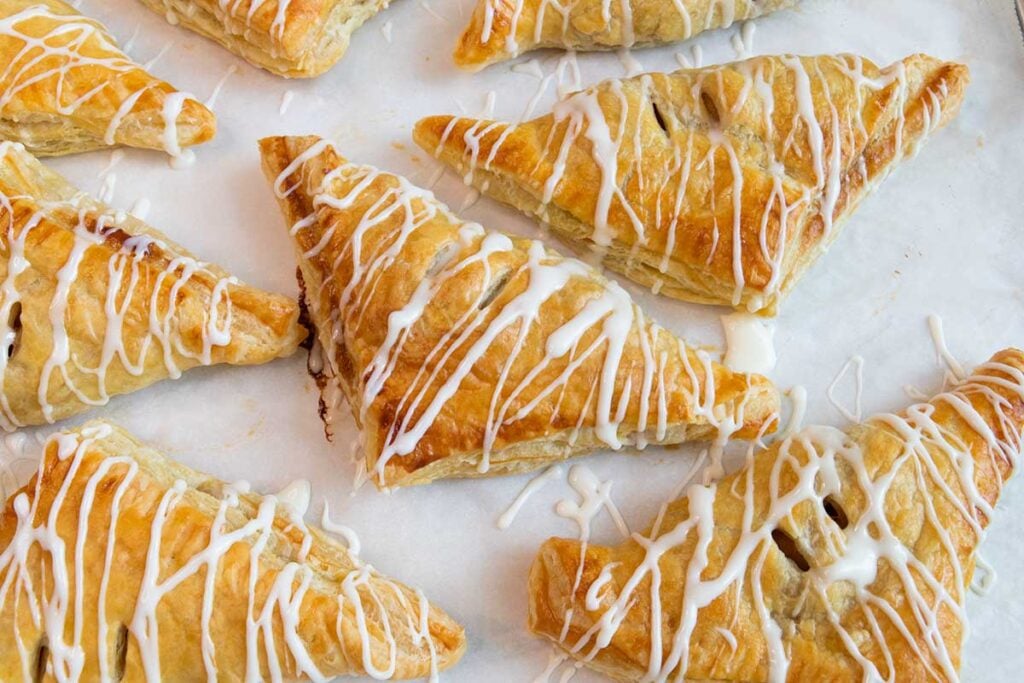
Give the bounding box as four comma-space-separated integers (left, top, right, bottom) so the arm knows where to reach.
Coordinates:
0, 420, 466, 680
415, 54, 970, 315
529, 348, 1024, 681
0, 142, 305, 429
135, 0, 390, 78
260, 135, 778, 488
454, 0, 796, 70
0, 0, 216, 157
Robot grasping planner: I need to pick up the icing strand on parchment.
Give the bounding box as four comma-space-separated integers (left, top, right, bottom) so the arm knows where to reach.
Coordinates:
0, 424, 442, 681
434, 55, 956, 311
275, 143, 758, 486
0, 4, 201, 161
0, 142, 236, 430
543, 355, 1024, 682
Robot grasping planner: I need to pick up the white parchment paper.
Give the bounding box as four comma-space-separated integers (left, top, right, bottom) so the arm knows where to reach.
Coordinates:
4, 0, 1023, 679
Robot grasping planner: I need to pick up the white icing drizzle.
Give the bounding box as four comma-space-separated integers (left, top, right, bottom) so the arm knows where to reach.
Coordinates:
0, 424, 441, 680
280, 89, 296, 116
320, 499, 361, 555
141, 40, 173, 71
544, 356, 1024, 681
130, 196, 152, 220
0, 142, 240, 430
929, 313, 966, 381
122, 22, 141, 53
721, 312, 776, 374
779, 384, 806, 439
826, 354, 865, 422
0, 4, 204, 158
553, 465, 629, 642
97, 171, 116, 204
381, 19, 394, 43
615, 48, 643, 78
432, 54, 951, 311
970, 552, 996, 596
99, 149, 124, 177
584, 561, 619, 610
204, 64, 238, 110
275, 143, 752, 486
276, 478, 312, 516
497, 464, 563, 530
418, 0, 448, 23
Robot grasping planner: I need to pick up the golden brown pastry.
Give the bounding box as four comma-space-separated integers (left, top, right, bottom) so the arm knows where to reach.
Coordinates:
260, 135, 778, 488
0, 141, 305, 429
455, 0, 797, 70
415, 54, 970, 315
0, 0, 216, 158
529, 347, 1024, 681
0, 420, 466, 680
135, 0, 391, 78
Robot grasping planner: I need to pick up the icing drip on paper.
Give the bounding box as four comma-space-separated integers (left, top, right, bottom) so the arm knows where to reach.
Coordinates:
204, 64, 238, 110
545, 357, 1024, 681
498, 464, 563, 529
970, 552, 996, 596
0, 4, 204, 159
721, 312, 775, 374
0, 142, 239, 430
433, 54, 954, 311
928, 313, 966, 381
0, 425, 440, 680
827, 354, 865, 422
280, 90, 296, 116
276, 478, 312, 516
274, 143, 752, 485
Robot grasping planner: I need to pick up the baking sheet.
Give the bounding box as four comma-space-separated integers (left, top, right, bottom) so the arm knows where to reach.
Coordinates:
3, 0, 1024, 680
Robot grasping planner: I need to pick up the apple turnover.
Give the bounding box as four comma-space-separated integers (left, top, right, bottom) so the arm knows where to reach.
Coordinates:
135, 0, 392, 78
0, 0, 216, 158
0, 420, 466, 680
529, 347, 1024, 681
260, 135, 778, 488
415, 54, 969, 315
0, 142, 305, 429
455, 0, 797, 70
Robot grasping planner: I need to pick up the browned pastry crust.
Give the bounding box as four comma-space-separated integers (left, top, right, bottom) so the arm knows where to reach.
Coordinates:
0, 0, 215, 156
0, 421, 466, 680
259, 135, 778, 488
528, 348, 1024, 681
0, 142, 305, 429
135, 0, 392, 78
415, 54, 970, 315
455, 0, 797, 70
